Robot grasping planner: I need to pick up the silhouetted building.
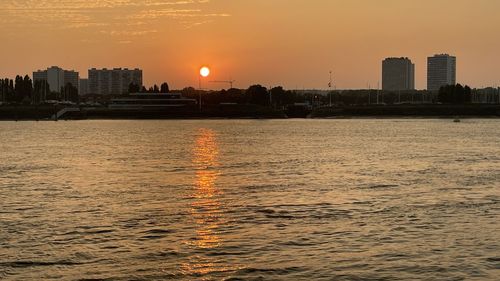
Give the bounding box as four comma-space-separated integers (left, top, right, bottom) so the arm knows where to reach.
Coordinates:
79, 79, 88, 96
472, 87, 500, 104
382, 57, 415, 91
109, 93, 196, 109
427, 54, 456, 91
88, 68, 142, 95
33, 66, 79, 93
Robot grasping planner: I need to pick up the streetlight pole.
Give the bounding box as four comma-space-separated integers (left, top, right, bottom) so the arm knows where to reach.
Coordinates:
329, 71, 332, 107
198, 75, 202, 111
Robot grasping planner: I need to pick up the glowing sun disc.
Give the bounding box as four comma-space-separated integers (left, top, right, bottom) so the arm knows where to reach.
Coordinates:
200, 66, 210, 77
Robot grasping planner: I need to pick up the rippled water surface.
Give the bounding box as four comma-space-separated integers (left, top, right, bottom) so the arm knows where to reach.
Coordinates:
1, 119, 499, 280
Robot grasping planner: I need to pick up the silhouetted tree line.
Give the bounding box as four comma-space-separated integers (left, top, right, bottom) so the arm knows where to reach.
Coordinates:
175, 85, 298, 107
1, 77, 475, 107
0, 75, 80, 104
0, 75, 33, 103
128, 83, 141, 93
0, 78, 15, 103
128, 82, 170, 94
170, 85, 441, 107
438, 84, 472, 104
32, 80, 51, 103
60, 83, 79, 103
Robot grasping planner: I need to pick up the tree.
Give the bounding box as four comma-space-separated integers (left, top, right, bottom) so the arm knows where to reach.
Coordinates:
153, 84, 160, 93
0, 79, 10, 102
227, 88, 242, 95
33, 80, 50, 104
438, 84, 472, 104
0, 79, 4, 102
220, 88, 243, 104
23, 75, 33, 103
160, 82, 170, 93
14, 75, 24, 102
456, 84, 465, 103
128, 82, 140, 93
0, 79, 15, 102
13, 75, 33, 103
270, 86, 286, 106
246, 84, 268, 105
62, 83, 79, 102
9, 79, 14, 99
182, 87, 196, 95
464, 86, 472, 103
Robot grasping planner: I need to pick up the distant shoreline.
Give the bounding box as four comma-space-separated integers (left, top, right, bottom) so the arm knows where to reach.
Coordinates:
0, 104, 499, 121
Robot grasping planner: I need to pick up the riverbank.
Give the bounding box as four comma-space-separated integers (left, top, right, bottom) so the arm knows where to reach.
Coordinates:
311, 104, 500, 118
0, 104, 287, 120
0, 104, 499, 120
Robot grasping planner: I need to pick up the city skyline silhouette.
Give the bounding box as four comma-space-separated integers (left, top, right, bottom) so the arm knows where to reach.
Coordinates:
1, 0, 499, 89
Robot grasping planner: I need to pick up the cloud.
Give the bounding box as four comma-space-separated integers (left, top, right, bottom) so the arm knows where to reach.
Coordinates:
0, 0, 228, 39
126, 8, 230, 20
2, 1, 210, 10
99, 29, 158, 36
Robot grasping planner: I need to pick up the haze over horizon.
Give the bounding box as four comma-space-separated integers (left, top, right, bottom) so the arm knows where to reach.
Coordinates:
1, 0, 499, 90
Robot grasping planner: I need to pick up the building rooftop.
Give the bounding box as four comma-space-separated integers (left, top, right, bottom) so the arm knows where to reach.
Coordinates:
430, 54, 455, 58
88, 68, 142, 71
384, 57, 411, 60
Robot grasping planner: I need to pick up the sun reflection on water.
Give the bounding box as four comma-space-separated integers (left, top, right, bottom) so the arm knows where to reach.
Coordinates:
182, 128, 238, 277
191, 128, 223, 249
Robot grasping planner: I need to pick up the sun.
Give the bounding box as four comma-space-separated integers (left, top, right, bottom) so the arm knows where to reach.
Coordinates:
200, 66, 210, 77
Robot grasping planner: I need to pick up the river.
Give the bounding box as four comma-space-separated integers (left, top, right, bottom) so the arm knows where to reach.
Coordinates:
1, 119, 499, 280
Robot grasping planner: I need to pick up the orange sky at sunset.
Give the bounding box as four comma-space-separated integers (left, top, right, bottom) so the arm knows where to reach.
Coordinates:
1, 0, 499, 90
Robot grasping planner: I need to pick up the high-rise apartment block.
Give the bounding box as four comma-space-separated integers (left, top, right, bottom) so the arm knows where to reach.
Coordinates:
382, 57, 415, 91
427, 54, 456, 91
88, 68, 143, 95
33, 66, 79, 93
79, 79, 89, 96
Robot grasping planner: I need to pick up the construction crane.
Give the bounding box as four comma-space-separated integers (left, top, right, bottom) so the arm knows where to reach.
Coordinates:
209, 80, 236, 89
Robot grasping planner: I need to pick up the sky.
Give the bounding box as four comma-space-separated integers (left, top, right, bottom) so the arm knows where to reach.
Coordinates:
1, 0, 499, 90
